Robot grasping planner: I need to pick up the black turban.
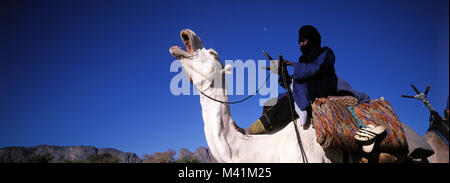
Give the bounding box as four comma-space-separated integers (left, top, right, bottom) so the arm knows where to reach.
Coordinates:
298, 25, 321, 47
298, 25, 322, 62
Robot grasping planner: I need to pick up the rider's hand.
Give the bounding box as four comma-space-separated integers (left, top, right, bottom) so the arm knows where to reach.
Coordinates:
278, 56, 294, 67
282, 60, 294, 66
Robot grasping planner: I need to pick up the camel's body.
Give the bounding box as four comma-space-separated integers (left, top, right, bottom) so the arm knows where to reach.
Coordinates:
170, 29, 353, 163
198, 82, 346, 163
424, 131, 449, 163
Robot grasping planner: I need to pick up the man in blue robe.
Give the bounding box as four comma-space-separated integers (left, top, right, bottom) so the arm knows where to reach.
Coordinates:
245, 25, 378, 136
245, 25, 339, 134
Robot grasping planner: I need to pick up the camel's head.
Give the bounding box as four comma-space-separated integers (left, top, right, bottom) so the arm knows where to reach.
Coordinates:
170, 29, 232, 90
170, 29, 204, 59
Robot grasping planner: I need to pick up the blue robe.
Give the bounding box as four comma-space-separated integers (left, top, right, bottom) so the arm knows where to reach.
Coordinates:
278, 47, 370, 110
290, 47, 338, 110
336, 77, 371, 103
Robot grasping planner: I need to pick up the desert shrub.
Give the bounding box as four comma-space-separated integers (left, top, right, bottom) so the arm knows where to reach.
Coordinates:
142, 149, 176, 163
174, 155, 201, 163
22, 153, 54, 163
87, 153, 121, 163
58, 158, 89, 163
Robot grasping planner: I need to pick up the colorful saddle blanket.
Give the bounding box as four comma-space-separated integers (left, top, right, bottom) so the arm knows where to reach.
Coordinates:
311, 97, 409, 156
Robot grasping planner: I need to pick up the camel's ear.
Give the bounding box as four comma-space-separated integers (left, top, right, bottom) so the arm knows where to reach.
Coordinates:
223, 64, 233, 75
208, 49, 219, 60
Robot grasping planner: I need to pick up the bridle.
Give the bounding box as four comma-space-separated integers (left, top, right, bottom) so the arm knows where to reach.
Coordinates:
181, 54, 271, 105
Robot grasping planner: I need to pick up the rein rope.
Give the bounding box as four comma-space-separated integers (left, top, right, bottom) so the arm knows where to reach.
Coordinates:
279, 55, 308, 163
194, 71, 271, 105
184, 51, 270, 105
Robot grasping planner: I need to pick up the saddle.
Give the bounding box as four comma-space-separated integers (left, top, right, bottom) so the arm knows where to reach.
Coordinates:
311, 96, 409, 157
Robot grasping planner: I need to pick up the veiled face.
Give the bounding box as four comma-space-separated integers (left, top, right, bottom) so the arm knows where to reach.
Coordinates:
299, 38, 309, 53
299, 38, 309, 47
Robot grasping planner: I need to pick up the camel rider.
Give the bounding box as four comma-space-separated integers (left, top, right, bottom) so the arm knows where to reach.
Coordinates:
245, 25, 385, 144
245, 25, 337, 135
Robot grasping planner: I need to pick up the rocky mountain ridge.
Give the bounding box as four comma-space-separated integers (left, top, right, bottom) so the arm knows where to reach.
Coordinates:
178, 146, 217, 163
0, 145, 216, 163
0, 145, 141, 163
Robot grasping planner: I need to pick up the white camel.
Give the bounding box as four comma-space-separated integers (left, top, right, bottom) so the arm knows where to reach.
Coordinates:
169, 29, 352, 163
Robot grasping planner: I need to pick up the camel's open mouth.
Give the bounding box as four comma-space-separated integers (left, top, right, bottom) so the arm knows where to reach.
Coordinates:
181, 30, 194, 54
169, 29, 203, 59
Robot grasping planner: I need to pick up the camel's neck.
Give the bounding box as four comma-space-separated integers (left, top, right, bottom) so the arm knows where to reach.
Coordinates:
198, 85, 241, 162
195, 81, 338, 163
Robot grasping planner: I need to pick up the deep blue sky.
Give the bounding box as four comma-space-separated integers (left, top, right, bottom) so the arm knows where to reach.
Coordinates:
1, 0, 448, 157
